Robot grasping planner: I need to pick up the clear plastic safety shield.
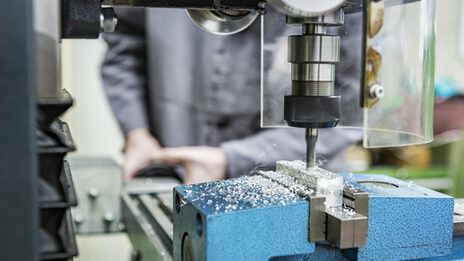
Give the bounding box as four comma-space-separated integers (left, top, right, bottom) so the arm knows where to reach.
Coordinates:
362, 0, 436, 148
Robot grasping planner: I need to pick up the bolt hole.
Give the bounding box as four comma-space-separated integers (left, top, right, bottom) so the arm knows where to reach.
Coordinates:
181, 233, 193, 261
175, 193, 181, 214
195, 213, 203, 236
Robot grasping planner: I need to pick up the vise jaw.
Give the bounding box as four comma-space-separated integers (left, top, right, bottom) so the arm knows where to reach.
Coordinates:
326, 185, 369, 249
259, 163, 369, 249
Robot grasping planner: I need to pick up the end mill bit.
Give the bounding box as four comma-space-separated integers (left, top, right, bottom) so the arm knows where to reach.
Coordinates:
305, 128, 318, 168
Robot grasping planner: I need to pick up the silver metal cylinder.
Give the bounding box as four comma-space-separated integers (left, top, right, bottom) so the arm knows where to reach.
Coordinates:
288, 35, 340, 63
292, 81, 334, 96
303, 24, 327, 35
34, 0, 61, 99
287, 9, 343, 98
291, 63, 335, 82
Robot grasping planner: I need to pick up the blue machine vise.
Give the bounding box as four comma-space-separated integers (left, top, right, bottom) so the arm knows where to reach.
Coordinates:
173, 171, 459, 261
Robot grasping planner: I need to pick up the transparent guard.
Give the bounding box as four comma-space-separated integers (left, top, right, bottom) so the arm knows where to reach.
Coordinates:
362, 0, 436, 148
260, 10, 300, 128
260, 1, 437, 148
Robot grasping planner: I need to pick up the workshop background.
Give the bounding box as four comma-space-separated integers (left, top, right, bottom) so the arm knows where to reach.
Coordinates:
60, 1, 464, 260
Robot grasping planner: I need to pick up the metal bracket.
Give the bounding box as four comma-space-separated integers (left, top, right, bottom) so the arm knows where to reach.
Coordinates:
326, 185, 369, 249
308, 194, 326, 242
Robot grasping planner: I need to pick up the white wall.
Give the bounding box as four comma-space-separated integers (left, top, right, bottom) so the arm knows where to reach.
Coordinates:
436, 0, 464, 91
61, 39, 123, 162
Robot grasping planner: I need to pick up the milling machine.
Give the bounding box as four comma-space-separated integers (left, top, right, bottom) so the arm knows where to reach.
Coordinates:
102, 1, 460, 261
3, 0, 463, 260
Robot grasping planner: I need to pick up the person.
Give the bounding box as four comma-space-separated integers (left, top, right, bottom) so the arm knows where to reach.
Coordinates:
101, 7, 363, 183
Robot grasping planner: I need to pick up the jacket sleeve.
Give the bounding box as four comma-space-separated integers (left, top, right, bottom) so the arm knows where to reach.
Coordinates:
101, 7, 149, 136
221, 128, 363, 178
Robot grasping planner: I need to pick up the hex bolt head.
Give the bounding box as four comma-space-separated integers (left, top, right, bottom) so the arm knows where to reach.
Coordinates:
88, 188, 100, 200
104, 212, 115, 224
369, 84, 385, 99
74, 214, 85, 225
100, 8, 118, 33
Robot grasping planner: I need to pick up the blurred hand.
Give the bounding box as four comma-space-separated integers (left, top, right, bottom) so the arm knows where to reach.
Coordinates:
123, 128, 163, 180
160, 147, 226, 184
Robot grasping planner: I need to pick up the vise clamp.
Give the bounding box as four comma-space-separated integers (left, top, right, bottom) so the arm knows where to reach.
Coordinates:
173, 161, 456, 261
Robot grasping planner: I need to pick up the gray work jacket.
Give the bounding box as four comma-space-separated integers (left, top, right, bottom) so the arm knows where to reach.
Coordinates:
101, 8, 363, 178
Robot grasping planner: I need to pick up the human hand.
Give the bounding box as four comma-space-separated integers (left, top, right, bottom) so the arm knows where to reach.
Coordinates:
123, 128, 163, 180
160, 147, 227, 184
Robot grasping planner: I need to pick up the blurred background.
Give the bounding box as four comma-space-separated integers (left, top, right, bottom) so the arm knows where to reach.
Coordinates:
61, 1, 464, 260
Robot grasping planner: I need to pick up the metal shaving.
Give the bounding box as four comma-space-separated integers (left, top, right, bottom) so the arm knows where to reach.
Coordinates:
259, 170, 315, 198
182, 175, 301, 214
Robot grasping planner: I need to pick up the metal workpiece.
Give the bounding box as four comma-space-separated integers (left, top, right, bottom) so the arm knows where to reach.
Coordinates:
276, 161, 344, 208
186, 10, 259, 35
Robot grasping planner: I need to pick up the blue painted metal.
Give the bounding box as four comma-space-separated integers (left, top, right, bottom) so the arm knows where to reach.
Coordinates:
341, 174, 454, 261
173, 174, 456, 261
173, 176, 315, 261
421, 236, 464, 261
